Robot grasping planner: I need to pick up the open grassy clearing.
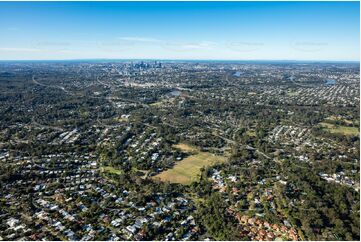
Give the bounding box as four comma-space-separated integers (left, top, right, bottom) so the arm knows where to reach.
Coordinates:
173, 143, 199, 153
287, 91, 298, 96
319, 122, 359, 136
150, 98, 173, 107
246, 130, 257, 137
115, 117, 128, 122
325, 115, 355, 125
153, 143, 227, 185
150, 101, 164, 107
100, 166, 123, 175
247, 92, 257, 96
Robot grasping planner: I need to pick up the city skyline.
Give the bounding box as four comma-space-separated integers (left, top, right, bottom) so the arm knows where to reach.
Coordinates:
0, 1, 360, 61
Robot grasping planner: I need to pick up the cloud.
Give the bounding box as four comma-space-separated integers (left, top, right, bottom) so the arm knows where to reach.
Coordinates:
35, 41, 71, 47
56, 50, 79, 54
96, 36, 161, 52
181, 41, 217, 49
102, 37, 218, 53
117, 36, 162, 43
117, 37, 217, 49
96, 40, 134, 52
226, 41, 264, 53
290, 41, 328, 52
0, 47, 42, 52
162, 41, 217, 52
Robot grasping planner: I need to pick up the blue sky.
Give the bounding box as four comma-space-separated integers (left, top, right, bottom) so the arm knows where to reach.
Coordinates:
0, 1, 359, 61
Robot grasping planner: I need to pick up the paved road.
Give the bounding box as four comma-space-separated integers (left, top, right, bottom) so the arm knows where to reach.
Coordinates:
32, 76, 73, 95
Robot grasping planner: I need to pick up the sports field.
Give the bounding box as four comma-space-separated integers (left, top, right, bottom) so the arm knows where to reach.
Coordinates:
320, 122, 359, 136
325, 115, 355, 125
153, 143, 227, 185
100, 166, 123, 175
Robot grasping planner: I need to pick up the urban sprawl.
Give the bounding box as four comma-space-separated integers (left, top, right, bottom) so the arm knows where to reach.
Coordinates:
0, 61, 359, 241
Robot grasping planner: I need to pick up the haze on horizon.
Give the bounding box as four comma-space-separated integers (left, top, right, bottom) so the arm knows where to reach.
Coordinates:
0, 1, 359, 61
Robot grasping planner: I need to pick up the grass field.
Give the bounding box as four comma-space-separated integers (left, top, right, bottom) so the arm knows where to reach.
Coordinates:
150, 101, 163, 107
150, 99, 171, 107
319, 122, 359, 136
115, 117, 128, 122
153, 143, 227, 185
246, 130, 257, 137
324, 115, 356, 125
287, 91, 299, 96
100, 166, 123, 175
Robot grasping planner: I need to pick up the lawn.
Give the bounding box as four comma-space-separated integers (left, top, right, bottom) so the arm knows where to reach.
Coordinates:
325, 115, 356, 125
115, 117, 128, 122
287, 91, 298, 96
319, 122, 359, 136
150, 101, 162, 107
246, 130, 257, 137
153, 143, 227, 185
100, 166, 123, 175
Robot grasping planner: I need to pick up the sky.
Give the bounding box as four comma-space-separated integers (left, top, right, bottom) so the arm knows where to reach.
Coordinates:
0, 1, 359, 61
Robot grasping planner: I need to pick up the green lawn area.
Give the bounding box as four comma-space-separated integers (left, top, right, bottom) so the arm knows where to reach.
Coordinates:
246, 130, 257, 137
153, 143, 227, 185
325, 115, 354, 125
150, 100, 165, 107
100, 166, 123, 175
115, 117, 128, 122
80, 110, 89, 118
319, 122, 359, 136
287, 91, 298, 96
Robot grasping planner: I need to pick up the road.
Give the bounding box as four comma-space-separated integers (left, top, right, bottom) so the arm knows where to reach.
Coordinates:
32, 76, 73, 95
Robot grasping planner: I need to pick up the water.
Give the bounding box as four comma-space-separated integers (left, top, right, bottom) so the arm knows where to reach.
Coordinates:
233, 71, 242, 77
325, 79, 336, 85
169, 90, 181, 96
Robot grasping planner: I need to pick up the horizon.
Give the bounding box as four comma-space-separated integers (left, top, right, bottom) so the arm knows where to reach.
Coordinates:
0, 58, 360, 64
0, 1, 360, 61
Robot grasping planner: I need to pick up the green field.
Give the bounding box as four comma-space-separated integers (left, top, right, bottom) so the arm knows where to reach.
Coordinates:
325, 115, 354, 125
100, 166, 123, 175
287, 91, 299, 96
319, 122, 359, 136
150, 101, 163, 107
246, 130, 257, 137
153, 143, 227, 185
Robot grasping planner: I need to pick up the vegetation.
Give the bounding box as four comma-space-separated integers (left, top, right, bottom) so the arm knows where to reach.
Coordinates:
319, 122, 359, 136
100, 165, 124, 175
0, 61, 359, 241
153, 143, 227, 185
